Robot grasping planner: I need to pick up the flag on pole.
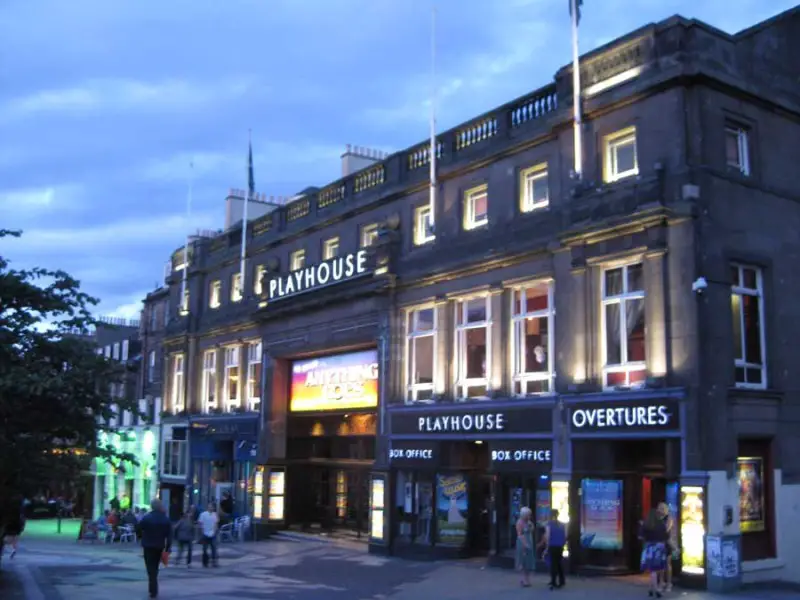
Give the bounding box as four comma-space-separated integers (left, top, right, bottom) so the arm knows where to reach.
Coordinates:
569, 0, 583, 25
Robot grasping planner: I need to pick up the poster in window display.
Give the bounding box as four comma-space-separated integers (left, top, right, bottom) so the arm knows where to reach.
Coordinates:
580, 479, 623, 550
737, 457, 765, 532
436, 474, 468, 546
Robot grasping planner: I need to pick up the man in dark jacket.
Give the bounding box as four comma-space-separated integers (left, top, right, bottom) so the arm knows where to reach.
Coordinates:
139, 499, 172, 598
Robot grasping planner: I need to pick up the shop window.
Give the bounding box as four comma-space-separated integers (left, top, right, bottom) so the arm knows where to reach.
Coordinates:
602, 263, 646, 389
512, 281, 554, 395
171, 353, 185, 413
731, 264, 766, 389
223, 347, 240, 412
405, 306, 437, 403
497, 477, 550, 556
455, 296, 491, 399
247, 341, 262, 412
738, 439, 775, 561
202, 349, 217, 412
393, 471, 435, 545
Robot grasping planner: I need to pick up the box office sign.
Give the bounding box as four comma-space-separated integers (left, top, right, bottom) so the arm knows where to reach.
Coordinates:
269, 250, 369, 302
390, 405, 552, 437
490, 440, 552, 471
388, 441, 439, 467
569, 398, 681, 434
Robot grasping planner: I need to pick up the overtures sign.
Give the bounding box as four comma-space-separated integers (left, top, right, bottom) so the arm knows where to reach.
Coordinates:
569, 398, 681, 433
269, 250, 369, 301
289, 350, 379, 413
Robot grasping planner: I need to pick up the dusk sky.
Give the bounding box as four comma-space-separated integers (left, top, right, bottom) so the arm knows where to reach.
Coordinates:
0, 0, 792, 320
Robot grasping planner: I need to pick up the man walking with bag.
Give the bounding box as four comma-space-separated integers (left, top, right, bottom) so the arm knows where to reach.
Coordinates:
139, 499, 172, 598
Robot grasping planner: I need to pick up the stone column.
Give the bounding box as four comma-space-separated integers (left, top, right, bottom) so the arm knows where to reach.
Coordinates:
185, 337, 198, 412
238, 342, 248, 410
215, 347, 224, 411
434, 296, 450, 400
489, 287, 505, 396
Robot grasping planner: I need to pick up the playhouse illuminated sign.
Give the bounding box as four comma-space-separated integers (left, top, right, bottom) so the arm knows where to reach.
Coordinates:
269, 250, 369, 301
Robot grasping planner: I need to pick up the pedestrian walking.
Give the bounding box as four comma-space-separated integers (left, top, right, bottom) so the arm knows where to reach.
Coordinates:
174, 511, 195, 567
640, 508, 669, 598
540, 509, 566, 590
139, 499, 172, 599
514, 506, 535, 587
3, 498, 26, 558
658, 502, 676, 592
198, 502, 219, 567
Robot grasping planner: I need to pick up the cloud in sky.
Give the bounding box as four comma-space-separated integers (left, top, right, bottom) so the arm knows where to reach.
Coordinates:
0, 0, 795, 319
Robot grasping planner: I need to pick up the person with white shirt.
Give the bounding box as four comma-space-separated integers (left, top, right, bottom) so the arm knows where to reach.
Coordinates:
198, 502, 219, 567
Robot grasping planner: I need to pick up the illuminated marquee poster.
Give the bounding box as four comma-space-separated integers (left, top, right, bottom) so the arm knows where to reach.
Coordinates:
580, 479, 623, 550
290, 350, 379, 412
737, 457, 765, 533
436, 474, 468, 546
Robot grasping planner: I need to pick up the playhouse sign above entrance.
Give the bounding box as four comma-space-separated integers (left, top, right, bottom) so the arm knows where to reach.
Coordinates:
269, 250, 369, 301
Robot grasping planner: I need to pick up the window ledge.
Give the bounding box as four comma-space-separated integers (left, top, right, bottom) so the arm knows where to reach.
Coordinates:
742, 558, 784, 573
728, 387, 784, 403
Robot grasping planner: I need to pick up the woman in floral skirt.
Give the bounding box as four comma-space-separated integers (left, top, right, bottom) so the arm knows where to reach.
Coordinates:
640, 508, 669, 597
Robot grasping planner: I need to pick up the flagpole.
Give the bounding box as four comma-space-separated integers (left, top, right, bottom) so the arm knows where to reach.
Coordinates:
180, 161, 193, 313
570, 0, 583, 179
239, 130, 252, 297
428, 5, 437, 233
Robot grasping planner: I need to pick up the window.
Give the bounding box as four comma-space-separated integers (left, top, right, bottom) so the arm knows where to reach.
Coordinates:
520, 164, 549, 212
104, 345, 111, 358
148, 350, 156, 383
322, 237, 340, 260
254, 265, 265, 295
149, 306, 158, 331
223, 346, 240, 411
247, 341, 262, 412
121, 340, 129, 361
209, 280, 221, 309
171, 354, 185, 413
413, 205, 435, 246
512, 281, 554, 395
726, 125, 750, 176
604, 126, 639, 183
202, 350, 217, 411
405, 306, 437, 403
463, 185, 488, 230
731, 264, 766, 388
163, 439, 188, 477
113, 343, 120, 360
180, 289, 189, 315
290, 249, 306, 272
455, 296, 491, 399
361, 223, 379, 248
602, 263, 646, 388
231, 273, 242, 302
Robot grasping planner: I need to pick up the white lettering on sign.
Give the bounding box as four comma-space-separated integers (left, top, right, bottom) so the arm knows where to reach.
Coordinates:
571, 405, 671, 429
416, 413, 506, 433
491, 449, 551, 463
269, 250, 368, 301
389, 448, 434, 460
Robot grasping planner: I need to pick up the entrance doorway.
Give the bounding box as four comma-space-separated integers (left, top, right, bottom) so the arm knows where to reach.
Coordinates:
572, 439, 679, 574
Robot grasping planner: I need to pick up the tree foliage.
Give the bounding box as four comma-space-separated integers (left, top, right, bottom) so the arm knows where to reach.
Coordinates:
0, 230, 138, 535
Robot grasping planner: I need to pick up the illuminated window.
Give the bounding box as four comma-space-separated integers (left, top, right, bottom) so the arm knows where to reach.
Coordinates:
247, 341, 262, 412
202, 350, 217, 412
726, 124, 750, 177
405, 306, 437, 403
322, 237, 340, 260
413, 205, 435, 246
231, 273, 242, 302
463, 185, 488, 230
512, 281, 554, 395
731, 264, 766, 388
455, 296, 491, 399
171, 354, 185, 413
520, 164, 549, 212
290, 249, 306, 271
361, 223, 379, 248
113, 343, 120, 360
180, 289, 189, 315
254, 265, 265, 295
148, 350, 156, 383
223, 347, 240, 411
604, 126, 638, 183
209, 280, 222, 309
602, 263, 646, 388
